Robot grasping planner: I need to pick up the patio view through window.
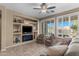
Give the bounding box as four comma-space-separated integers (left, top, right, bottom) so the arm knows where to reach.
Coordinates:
70, 16, 78, 37
43, 15, 78, 38
47, 20, 55, 35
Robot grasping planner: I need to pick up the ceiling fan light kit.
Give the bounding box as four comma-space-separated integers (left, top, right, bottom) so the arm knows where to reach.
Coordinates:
41, 9, 47, 13
33, 3, 56, 13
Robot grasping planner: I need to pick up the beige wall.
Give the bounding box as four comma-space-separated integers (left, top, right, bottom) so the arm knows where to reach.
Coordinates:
0, 11, 1, 50
5, 9, 13, 47
0, 6, 6, 50
0, 5, 38, 51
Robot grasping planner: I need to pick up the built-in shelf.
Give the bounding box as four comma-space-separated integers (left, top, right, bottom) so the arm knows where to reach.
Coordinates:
13, 23, 22, 25
22, 33, 33, 36
13, 32, 22, 35
13, 16, 38, 45
13, 17, 22, 44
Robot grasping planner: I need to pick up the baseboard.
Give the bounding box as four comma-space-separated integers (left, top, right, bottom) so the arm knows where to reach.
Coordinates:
1, 48, 6, 52
5, 40, 35, 49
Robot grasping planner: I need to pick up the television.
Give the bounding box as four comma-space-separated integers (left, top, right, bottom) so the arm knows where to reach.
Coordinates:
22, 26, 32, 34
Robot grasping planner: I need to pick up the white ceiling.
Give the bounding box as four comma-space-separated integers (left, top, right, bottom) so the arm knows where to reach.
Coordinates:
1, 3, 79, 19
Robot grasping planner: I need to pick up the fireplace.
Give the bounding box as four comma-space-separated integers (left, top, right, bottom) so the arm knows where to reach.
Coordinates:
22, 26, 33, 42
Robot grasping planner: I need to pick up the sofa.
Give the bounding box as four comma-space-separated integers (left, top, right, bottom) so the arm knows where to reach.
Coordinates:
36, 34, 75, 56
64, 37, 79, 56
36, 34, 71, 47
45, 36, 79, 56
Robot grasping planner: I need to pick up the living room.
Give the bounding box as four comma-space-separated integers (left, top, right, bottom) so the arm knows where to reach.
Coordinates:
0, 3, 79, 56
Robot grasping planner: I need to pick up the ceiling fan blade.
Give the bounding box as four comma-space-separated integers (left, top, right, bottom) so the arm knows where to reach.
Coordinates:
47, 6, 56, 9
51, 10, 54, 12
33, 8, 41, 10
39, 11, 41, 14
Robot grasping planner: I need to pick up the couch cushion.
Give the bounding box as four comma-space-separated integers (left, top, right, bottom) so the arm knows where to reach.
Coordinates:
64, 43, 79, 56
47, 45, 68, 56
54, 38, 71, 45
71, 38, 79, 44
36, 34, 45, 44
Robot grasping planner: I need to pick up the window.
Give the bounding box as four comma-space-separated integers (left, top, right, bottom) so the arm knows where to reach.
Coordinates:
47, 20, 55, 35
57, 17, 63, 37
70, 15, 78, 37
41, 14, 79, 38
63, 17, 70, 37
41, 19, 55, 36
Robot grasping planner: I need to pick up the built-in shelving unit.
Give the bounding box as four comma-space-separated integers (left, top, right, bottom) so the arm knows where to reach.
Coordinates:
13, 16, 38, 45
13, 17, 23, 44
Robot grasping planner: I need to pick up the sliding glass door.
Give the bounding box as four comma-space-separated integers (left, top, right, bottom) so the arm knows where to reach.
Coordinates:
41, 13, 79, 38
42, 21, 49, 35
57, 15, 78, 38
42, 19, 55, 36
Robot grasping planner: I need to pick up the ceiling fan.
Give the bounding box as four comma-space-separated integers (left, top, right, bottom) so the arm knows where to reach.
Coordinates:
33, 3, 56, 13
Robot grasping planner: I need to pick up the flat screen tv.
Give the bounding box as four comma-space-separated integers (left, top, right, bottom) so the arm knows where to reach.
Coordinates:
22, 26, 32, 34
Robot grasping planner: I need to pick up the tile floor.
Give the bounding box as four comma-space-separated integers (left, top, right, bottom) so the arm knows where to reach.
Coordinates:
0, 42, 47, 56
